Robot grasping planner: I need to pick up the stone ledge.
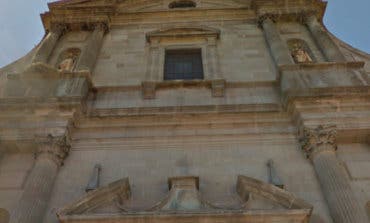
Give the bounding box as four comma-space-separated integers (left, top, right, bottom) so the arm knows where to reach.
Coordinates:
141, 79, 226, 99
278, 61, 365, 73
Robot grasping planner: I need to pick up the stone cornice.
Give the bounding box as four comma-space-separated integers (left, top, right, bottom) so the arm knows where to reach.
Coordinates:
40, 0, 327, 32
299, 125, 337, 160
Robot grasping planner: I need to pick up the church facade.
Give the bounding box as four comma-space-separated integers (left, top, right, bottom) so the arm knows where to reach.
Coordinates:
0, 0, 370, 222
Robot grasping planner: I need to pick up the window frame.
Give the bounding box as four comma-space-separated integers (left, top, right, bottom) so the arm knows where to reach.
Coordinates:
164, 48, 204, 81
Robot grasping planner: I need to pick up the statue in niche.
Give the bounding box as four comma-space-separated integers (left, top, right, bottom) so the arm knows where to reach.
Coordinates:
288, 39, 314, 64
57, 48, 80, 71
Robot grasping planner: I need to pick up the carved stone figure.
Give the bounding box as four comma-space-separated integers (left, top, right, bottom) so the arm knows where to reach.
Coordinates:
57, 50, 80, 71
58, 57, 75, 71
292, 48, 313, 63
288, 40, 314, 64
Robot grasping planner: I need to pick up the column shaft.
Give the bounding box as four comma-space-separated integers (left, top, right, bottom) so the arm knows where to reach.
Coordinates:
305, 15, 346, 62
261, 18, 294, 66
300, 126, 368, 223
11, 155, 58, 223
312, 148, 368, 223
76, 24, 105, 72
32, 27, 63, 64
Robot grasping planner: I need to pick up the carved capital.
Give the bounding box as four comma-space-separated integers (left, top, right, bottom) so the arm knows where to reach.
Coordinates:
82, 22, 109, 33
257, 14, 278, 27
50, 23, 68, 35
299, 125, 337, 160
35, 134, 71, 166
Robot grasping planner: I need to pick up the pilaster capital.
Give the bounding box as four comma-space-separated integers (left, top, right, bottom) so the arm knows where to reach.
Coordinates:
257, 14, 277, 27
299, 125, 337, 160
83, 22, 109, 33
302, 14, 320, 26
35, 134, 71, 166
49, 23, 68, 35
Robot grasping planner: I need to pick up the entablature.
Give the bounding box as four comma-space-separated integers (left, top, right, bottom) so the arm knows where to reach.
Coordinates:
41, 0, 327, 32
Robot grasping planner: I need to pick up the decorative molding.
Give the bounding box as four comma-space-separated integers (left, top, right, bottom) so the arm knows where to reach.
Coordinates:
237, 175, 312, 210
298, 125, 337, 160
58, 178, 131, 216
58, 175, 313, 223
146, 26, 220, 44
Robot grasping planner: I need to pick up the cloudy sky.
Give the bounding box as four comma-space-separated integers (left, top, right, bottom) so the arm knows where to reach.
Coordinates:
0, 0, 369, 68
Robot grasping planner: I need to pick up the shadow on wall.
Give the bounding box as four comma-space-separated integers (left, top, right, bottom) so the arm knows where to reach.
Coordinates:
0, 208, 9, 223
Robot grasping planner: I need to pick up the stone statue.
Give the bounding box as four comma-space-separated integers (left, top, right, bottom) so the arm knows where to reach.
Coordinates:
291, 47, 313, 63
288, 40, 313, 63
58, 52, 78, 71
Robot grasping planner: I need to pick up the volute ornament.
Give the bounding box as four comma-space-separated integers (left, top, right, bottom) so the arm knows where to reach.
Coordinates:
299, 125, 337, 160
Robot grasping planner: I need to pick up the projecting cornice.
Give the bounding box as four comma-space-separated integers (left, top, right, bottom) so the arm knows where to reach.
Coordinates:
40, 0, 327, 31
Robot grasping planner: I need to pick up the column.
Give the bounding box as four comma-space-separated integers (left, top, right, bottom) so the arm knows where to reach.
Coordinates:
260, 17, 294, 66
11, 135, 70, 223
76, 23, 106, 72
299, 125, 368, 223
32, 25, 64, 64
305, 15, 346, 62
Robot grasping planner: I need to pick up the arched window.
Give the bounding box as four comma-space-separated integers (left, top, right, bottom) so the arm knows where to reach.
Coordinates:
287, 39, 315, 64
169, 0, 196, 9
56, 48, 81, 72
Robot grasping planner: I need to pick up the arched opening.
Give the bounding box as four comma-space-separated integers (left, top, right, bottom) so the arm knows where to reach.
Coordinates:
56, 48, 81, 72
169, 0, 196, 9
287, 39, 316, 64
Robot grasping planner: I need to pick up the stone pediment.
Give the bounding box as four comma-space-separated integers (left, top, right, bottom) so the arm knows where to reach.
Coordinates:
57, 176, 313, 223
146, 26, 220, 43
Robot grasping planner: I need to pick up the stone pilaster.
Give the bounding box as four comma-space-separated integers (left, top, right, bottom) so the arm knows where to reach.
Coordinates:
32, 25, 65, 64
299, 125, 368, 223
305, 15, 346, 62
260, 17, 294, 66
76, 23, 106, 73
11, 135, 70, 223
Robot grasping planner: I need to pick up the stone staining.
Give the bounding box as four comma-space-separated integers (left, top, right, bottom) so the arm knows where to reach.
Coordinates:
287, 39, 314, 64
57, 48, 81, 72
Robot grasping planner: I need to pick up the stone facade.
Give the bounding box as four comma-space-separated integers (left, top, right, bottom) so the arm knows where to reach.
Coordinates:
0, 0, 369, 223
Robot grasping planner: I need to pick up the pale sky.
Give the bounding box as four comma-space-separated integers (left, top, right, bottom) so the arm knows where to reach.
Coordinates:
0, 0, 369, 68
